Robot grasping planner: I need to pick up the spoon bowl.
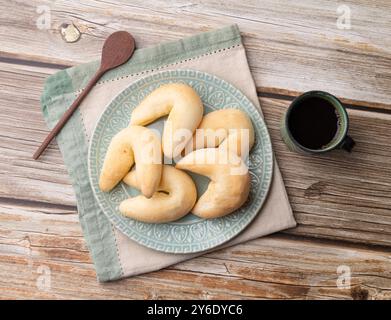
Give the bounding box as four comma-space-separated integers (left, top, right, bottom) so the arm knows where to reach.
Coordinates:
101, 31, 136, 72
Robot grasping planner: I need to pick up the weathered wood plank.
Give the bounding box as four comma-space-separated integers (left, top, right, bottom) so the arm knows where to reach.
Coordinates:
1, 200, 390, 299
1, 62, 390, 247
0, 62, 75, 205
0, 0, 390, 108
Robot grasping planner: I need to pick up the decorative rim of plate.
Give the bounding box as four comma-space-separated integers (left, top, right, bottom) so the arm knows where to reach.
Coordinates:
88, 69, 273, 254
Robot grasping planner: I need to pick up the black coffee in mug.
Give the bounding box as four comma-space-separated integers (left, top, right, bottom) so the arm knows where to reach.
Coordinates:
288, 96, 339, 150
281, 91, 355, 154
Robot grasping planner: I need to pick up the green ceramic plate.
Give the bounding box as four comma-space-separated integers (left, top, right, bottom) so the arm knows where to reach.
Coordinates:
88, 69, 273, 254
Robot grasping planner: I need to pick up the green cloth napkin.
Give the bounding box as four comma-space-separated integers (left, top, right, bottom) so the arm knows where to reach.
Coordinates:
41, 25, 296, 282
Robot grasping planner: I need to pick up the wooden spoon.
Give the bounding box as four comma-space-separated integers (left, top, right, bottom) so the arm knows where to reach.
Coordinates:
33, 31, 136, 160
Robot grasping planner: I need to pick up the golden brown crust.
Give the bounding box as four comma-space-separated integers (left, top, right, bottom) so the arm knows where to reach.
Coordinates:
120, 165, 197, 223
130, 83, 204, 158
99, 126, 162, 198
176, 148, 250, 219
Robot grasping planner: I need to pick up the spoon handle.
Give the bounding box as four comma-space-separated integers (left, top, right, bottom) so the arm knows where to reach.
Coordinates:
33, 68, 104, 160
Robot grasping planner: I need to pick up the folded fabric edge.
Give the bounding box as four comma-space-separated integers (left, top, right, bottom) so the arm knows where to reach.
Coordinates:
42, 24, 242, 104
41, 75, 123, 282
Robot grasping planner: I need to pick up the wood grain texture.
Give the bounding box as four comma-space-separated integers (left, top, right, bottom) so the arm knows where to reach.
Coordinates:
1, 199, 390, 299
0, 0, 390, 108
0, 62, 76, 206
1, 62, 390, 248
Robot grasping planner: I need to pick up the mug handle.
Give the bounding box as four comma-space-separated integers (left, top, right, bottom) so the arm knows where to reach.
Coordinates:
339, 135, 355, 152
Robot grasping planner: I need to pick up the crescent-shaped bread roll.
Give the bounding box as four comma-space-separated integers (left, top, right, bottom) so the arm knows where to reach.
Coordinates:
185, 109, 255, 157
120, 165, 197, 223
130, 83, 204, 158
176, 148, 250, 219
99, 126, 162, 198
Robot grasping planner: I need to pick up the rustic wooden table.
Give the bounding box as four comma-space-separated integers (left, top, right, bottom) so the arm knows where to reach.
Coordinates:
1, 0, 390, 300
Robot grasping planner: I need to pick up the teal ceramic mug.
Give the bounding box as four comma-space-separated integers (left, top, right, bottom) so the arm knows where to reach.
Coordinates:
281, 91, 355, 154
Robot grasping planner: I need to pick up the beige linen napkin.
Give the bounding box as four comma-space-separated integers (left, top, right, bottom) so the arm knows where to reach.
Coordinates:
41, 25, 296, 281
